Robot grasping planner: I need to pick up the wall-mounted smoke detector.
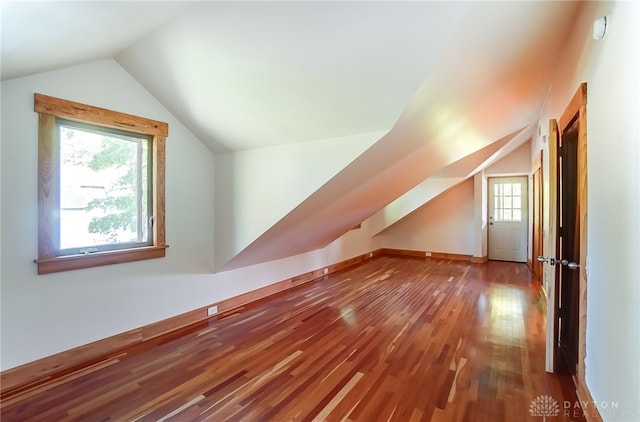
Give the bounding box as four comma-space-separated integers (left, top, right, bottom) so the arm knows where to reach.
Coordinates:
593, 16, 607, 40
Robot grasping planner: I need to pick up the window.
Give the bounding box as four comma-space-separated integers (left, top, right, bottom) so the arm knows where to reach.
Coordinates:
35, 93, 168, 274
493, 181, 522, 222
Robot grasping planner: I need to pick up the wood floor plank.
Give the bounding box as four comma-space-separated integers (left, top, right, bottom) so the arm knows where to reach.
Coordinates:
1, 257, 586, 421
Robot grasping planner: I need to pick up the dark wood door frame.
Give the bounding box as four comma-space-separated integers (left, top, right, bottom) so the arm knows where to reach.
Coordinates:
546, 83, 588, 392
558, 121, 580, 375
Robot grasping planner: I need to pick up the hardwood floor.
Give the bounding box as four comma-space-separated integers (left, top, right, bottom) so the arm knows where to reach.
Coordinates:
1, 257, 586, 421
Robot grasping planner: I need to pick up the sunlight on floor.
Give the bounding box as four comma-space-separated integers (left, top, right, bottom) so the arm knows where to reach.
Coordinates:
487, 285, 525, 343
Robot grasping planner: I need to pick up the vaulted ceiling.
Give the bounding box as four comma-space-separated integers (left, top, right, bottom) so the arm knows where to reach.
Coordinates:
2, 1, 582, 269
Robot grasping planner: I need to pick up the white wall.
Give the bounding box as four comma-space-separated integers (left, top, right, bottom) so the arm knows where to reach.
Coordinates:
485, 140, 531, 176
368, 140, 532, 258
0, 59, 372, 371
325, 220, 377, 264
0, 59, 211, 368
368, 177, 463, 236
473, 171, 488, 259
375, 179, 475, 254
214, 131, 381, 269
531, 2, 640, 419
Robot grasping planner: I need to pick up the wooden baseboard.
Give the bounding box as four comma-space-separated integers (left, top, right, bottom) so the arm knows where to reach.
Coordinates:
430, 251, 473, 261
575, 377, 604, 422
217, 251, 378, 313
381, 249, 483, 263
1, 247, 486, 399
0, 305, 214, 399
0, 250, 380, 398
379, 248, 426, 258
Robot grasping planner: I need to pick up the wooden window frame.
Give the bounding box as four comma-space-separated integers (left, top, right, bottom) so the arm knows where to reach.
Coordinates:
34, 93, 168, 274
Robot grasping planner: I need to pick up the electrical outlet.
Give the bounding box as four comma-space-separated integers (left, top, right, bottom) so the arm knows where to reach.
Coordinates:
207, 305, 218, 316
369, 252, 373, 258
425, 251, 432, 257
323, 268, 329, 274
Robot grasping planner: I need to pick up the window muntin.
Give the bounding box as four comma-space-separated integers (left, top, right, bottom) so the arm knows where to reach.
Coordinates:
493, 182, 523, 222
58, 119, 153, 255
35, 93, 168, 274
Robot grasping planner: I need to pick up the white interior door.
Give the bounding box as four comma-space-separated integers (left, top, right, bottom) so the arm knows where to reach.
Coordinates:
488, 177, 528, 262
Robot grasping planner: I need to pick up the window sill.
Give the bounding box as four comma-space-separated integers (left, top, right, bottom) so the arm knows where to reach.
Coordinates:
35, 245, 168, 275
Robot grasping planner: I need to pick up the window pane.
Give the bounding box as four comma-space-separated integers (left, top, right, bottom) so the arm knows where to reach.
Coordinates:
59, 123, 151, 251
504, 197, 512, 209
504, 209, 512, 220
513, 197, 521, 209
503, 183, 512, 195
513, 210, 522, 222
513, 183, 521, 196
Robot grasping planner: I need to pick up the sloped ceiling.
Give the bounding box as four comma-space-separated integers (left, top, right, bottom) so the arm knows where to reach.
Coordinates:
0, 1, 192, 80
116, 1, 471, 153
368, 128, 531, 237
2, 1, 582, 270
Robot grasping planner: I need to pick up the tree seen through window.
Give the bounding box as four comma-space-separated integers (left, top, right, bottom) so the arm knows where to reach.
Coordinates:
59, 121, 151, 253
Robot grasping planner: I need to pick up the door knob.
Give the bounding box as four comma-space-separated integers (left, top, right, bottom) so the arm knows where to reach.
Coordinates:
558, 259, 579, 269
538, 256, 579, 269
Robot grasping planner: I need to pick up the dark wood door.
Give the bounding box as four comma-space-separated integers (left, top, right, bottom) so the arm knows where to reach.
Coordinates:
546, 83, 587, 378
557, 121, 580, 375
